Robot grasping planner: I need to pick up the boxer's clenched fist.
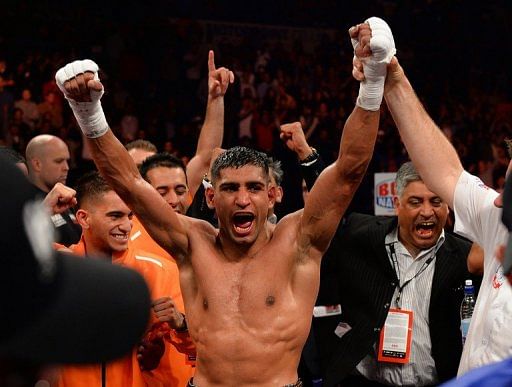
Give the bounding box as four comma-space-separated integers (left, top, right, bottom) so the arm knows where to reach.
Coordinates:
349, 17, 396, 111
55, 59, 109, 138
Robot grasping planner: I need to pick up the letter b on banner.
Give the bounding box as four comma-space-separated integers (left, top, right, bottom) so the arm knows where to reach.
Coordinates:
374, 173, 397, 216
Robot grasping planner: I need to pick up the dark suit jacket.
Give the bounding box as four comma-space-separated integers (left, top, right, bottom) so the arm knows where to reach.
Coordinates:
310, 213, 473, 387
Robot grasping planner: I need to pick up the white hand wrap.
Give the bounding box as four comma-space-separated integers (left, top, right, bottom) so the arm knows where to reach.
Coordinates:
353, 17, 396, 111
55, 60, 109, 138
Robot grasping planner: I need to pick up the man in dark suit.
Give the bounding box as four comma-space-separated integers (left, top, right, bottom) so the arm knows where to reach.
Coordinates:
310, 161, 475, 387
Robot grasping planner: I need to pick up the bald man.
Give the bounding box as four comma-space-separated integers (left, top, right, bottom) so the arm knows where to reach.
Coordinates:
25, 134, 81, 244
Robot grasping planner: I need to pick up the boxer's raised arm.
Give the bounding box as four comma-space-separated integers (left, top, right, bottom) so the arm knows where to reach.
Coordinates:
299, 106, 379, 258
55, 61, 190, 260
298, 17, 393, 259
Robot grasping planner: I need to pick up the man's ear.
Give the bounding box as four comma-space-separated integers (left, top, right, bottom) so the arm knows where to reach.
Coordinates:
275, 186, 284, 204
206, 186, 215, 210
31, 158, 42, 172
75, 209, 89, 229
268, 185, 276, 209
393, 195, 400, 215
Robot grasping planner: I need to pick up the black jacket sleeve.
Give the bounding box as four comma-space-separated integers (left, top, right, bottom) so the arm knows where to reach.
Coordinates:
301, 156, 327, 191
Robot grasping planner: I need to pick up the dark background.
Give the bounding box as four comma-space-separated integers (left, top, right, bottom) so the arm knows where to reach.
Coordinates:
1, 0, 510, 216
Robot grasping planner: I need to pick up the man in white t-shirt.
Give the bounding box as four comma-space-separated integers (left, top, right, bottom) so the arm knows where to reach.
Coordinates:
440, 173, 512, 387
451, 171, 512, 374
350, 26, 512, 376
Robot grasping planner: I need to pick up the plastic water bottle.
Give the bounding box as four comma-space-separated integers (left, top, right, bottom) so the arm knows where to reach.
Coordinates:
460, 279, 475, 346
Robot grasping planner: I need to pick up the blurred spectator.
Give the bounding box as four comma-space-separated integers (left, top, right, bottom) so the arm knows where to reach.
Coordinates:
252, 109, 276, 152
300, 103, 319, 141
38, 91, 63, 130
126, 139, 158, 167
14, 88, 40, 129
0, 59, 15, 135
10, 107, 32, 137
58, 125, 81, 170
238, 96, 255, 140
238, 64, 256, 99
119, 98, 139, 143
256, 69, 272, 101
5, 122, 27, 154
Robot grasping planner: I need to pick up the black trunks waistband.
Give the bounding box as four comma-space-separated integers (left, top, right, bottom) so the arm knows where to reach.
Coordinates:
187, 378, 303, 386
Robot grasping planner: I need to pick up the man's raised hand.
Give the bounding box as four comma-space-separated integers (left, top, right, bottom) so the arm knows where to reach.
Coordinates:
43, 183, 77, 215
349, 17, 396, 111
55, 60, 109, 138
55, 60, 102, 101
279, 122, 314, 161
208, 50, 235, 99
349, 23, 372, 60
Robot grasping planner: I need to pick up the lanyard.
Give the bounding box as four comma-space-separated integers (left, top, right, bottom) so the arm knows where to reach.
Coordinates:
388, 242, 436, 309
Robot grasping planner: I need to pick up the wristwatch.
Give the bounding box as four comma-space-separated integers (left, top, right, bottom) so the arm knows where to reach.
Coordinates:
300, 147, 319, 165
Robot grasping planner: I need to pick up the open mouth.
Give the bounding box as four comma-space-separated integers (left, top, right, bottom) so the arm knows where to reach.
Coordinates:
233, 212, 255, 236
415, 221, 435, 237
111, 233, 128, 241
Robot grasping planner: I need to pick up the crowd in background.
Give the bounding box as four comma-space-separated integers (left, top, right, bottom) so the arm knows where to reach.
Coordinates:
1, 0, 510, 215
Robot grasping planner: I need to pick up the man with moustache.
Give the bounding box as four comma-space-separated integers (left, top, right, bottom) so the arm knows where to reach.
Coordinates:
313, 161, 474, 386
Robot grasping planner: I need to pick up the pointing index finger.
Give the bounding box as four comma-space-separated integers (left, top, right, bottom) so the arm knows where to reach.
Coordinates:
208, 50, 216, 72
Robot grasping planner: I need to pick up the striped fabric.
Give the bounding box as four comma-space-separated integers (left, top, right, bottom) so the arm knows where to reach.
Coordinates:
356, 228, 445, 386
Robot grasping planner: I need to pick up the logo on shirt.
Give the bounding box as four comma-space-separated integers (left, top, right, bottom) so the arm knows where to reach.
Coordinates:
50, 213, 67, 227
476, 178, 490, 190
493, 266, 505, 289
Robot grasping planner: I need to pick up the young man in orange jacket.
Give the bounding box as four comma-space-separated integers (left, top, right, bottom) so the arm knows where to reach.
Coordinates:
56, 171, 195, 387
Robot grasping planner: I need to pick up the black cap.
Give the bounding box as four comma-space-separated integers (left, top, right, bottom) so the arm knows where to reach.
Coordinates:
0, 158, 151, 363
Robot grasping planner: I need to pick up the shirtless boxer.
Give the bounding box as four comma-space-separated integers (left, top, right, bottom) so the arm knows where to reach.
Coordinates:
55, 18, 393, 386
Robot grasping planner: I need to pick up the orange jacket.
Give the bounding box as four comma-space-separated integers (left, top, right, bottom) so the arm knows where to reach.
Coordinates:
129, 216, 173, 262
129, 216, 197, 362
56, 237, 195, 387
